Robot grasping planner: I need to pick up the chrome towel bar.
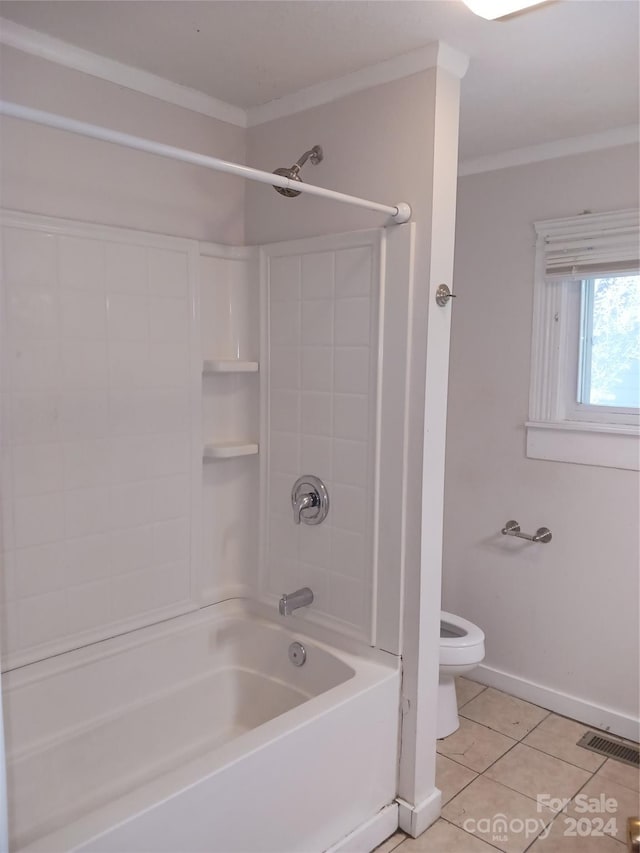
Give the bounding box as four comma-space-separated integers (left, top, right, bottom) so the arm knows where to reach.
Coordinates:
501, 520, 552, 543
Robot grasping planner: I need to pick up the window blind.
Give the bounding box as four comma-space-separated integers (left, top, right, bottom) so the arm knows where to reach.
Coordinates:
535, 209, 640, 280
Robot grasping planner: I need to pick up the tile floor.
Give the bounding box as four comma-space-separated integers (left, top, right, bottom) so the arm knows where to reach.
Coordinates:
375, 678, 640, 853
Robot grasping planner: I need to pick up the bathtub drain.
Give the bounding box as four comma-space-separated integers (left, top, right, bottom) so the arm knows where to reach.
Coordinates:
288, 642, 307, 666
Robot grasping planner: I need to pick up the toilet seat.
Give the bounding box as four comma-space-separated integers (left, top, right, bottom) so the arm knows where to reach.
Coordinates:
440, 610, 485, 668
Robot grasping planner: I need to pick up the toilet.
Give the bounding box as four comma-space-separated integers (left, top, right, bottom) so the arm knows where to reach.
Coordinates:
438, 611, 485, 739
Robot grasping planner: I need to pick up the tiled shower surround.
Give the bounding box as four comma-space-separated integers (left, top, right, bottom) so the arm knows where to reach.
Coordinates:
1, 215, 385, 666
1, 216, 199, 667
263, 233, 380, 640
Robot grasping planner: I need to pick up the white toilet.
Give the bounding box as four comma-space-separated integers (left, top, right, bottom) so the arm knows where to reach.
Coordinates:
438, 611, 485, 739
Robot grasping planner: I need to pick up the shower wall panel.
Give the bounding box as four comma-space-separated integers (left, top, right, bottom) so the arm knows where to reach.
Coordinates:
0, 211, 202, 670
261, 231, 381, 642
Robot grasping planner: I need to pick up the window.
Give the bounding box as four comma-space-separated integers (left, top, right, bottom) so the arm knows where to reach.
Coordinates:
578, 275, 640, 412
527, 210, 640, 470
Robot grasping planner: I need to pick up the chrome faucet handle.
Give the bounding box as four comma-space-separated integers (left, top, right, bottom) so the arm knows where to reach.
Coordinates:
293, 491, 319, 523
291, 475, 329, 525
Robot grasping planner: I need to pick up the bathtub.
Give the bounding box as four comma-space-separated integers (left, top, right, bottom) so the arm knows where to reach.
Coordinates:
3, 600, 400, 852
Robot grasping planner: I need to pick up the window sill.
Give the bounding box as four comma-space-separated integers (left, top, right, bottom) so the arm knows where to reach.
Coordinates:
526, 421, 640, 471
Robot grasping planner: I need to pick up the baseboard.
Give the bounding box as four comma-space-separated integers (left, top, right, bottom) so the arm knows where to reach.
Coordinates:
474, 664, 640, 743
397, 788, 441, 838
327, 803, 399, 853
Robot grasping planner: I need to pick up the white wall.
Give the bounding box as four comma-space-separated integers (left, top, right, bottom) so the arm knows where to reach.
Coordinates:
246, 67, 463, 827
0, 48, 246, 244
444, 144, 640, 737
245, 71, 436, 247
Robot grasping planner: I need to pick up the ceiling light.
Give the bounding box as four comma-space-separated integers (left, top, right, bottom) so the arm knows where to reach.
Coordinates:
463, 0, 550, 20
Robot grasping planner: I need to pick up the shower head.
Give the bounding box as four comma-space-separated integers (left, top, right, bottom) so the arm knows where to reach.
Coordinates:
272, 145, 323, 197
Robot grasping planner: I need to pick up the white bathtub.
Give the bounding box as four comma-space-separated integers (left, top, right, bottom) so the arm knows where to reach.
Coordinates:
3, 600, 400, 852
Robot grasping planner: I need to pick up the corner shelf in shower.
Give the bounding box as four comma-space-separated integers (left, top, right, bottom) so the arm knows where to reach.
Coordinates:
203, 442, 259, 461
202, 359, 259, 374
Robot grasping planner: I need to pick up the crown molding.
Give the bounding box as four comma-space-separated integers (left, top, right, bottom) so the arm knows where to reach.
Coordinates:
13, 15, 626, 173
0, 18, 248, 127
458, 124, 640, 176
246, 41, 469, 127
0, 19, 469, 132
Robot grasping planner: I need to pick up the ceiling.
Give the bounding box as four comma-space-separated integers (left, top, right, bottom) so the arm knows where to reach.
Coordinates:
0, 0, 638, 160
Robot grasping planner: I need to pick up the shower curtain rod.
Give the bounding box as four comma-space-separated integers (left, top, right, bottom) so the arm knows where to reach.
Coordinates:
0, 101, 412, 225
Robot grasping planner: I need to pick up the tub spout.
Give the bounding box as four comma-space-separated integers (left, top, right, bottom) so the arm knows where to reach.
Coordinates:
279, 587, 314, 616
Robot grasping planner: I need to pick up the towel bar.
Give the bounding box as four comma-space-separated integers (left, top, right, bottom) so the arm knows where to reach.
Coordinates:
501, 520, 552, 543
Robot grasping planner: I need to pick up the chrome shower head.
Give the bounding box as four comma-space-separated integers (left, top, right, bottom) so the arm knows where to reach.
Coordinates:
272, 145, 323, 197
272, 165, 304, 197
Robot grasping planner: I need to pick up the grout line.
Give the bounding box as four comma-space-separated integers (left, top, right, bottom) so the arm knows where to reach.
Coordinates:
458, 707, 552, 742
440, 720, 518, 764
511, 709, 610, 770
437, 730, 518, 775
439, 719, 589, 809
520, 710, 553, 739
440, 817, 505, 852
522, 822, 550, 852
521, 741, 606, 774
549, 711, 640, 749
441, 725, 597, 801
568, 769, 632, 846
476, 756, 588, 816
475, 737, 525, 775
442, 770, 555, 851
436, 750, 490, 773
456, 686, 488, 710
455, 678, 488, 708
521, 768, 609, 853
378, 831, 407, 853
439, 759, 480, 806
593, 763, 640, 795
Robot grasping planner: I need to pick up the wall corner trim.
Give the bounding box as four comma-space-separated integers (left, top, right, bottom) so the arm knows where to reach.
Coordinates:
0, 17, 248, 127
246, 41, 470, 127
435, 41, 470, 80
